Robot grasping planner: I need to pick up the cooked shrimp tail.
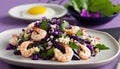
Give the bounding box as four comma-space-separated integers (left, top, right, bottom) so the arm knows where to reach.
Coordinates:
31, 27, 47, 41
79, 44, 91, 60
54, 43, 73, 62
20, 41, 34, 57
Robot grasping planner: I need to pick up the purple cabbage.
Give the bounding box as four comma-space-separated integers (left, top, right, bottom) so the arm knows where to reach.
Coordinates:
14, 50, 21, 55
72, 49, 80, 60
70, 36, 90, 44
42, 16, 47, 20
80, 9, 89, 17
80, 9, 101, 17
86, 44, 97, 56
32, 54, 39, 60
6, 43, 16, 50
86, 44, 94, 52
51, 18, 61, 26
53, 41, 65, 53
94, 12, 100, 17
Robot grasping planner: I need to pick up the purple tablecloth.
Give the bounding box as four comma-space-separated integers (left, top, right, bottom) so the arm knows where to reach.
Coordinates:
0, 0, 120, 69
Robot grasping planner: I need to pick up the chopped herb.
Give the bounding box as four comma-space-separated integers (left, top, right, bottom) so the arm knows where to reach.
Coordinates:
39, 20, 49, 30
76, 30, 82, 36
39, 46, 44, 51
41, 53, 47, 57
41, 43, 47, 48
47, 48, 54, 57
60, 20, 69, 31
69, 41, 80, 49
95, 44, 109, 50
19, 36, 26, 44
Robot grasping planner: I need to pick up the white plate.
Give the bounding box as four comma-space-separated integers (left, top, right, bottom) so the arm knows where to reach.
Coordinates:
0, 28, 120, 69
8, 3, 67, 21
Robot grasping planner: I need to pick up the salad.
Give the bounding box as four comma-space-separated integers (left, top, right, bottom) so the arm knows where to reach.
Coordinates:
65, 0, 120, 17
6, 17, 109, 62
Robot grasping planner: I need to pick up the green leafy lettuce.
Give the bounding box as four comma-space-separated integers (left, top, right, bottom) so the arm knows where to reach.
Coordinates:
66, 0, 120, 16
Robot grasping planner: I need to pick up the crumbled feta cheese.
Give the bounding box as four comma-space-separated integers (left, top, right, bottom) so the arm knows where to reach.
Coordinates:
50, 35, 54, 39
58, 36, 70, 44
33, 47, 40, 52
50, 24, 56, 28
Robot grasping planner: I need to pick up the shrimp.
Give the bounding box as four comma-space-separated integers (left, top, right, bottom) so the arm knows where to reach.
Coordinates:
65, 26, 80, 35
54, 43, 73, 62
20, 41, 34, 57
9, 34, 18, 46
27, 22, 36, 30
31, 27, 47, 41
79, 44, 91, 60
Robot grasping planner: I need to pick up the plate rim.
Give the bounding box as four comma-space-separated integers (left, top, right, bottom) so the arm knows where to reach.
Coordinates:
0, 28, 120, 67
8, 3, 68, 20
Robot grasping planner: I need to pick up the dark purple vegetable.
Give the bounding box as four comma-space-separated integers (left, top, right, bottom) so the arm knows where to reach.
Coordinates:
34, 22, 40, 28
6, 43, 16, 50
14, 50, 21, 55
86, 44, 94, 52
70, 35, 90, 44
72, 49, 80, 60
53, 41, 65, 53
51, 18, 61, 25
72, 54, 80, 60
86, 44, 97, 56
32, 54, 39, 60
42, 16, 47, 20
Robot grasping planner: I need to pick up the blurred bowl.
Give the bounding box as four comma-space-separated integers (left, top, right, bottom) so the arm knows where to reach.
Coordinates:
68, 6, 118, 25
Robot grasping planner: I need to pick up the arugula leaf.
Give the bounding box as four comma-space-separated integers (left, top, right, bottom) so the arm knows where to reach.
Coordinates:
39, 20, 48, 30
80, 0, 89, 10
69, 41, 80, 49
76, 30, 82, 36
88, 0, 120, 16
70, 0, 81, 13
47, 48, 54, 57
60, 20, 69, 31
114, 4, 120, 13
68, 0, 120, 16
95, 44, 109, 50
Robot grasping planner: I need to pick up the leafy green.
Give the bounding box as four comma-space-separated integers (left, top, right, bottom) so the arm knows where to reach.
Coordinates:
114, 4, 120, 13
69, 0, 89, 13
70, 0, 81, 13
19, 36, 26, 44
41, 43, 48, 48
95, 44, 109, 50
47, 48, 54, 57
39, 46, 44, 50
76, 30, 82, 36
80, 0, 89, 10
69, 41, 80, 49
67, 0, 120, 16
41, 53, 47, 57
39, 20, 48, 30
88, 0, 114, 16
58, 33, 66, 38
60, 20, 69, 31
